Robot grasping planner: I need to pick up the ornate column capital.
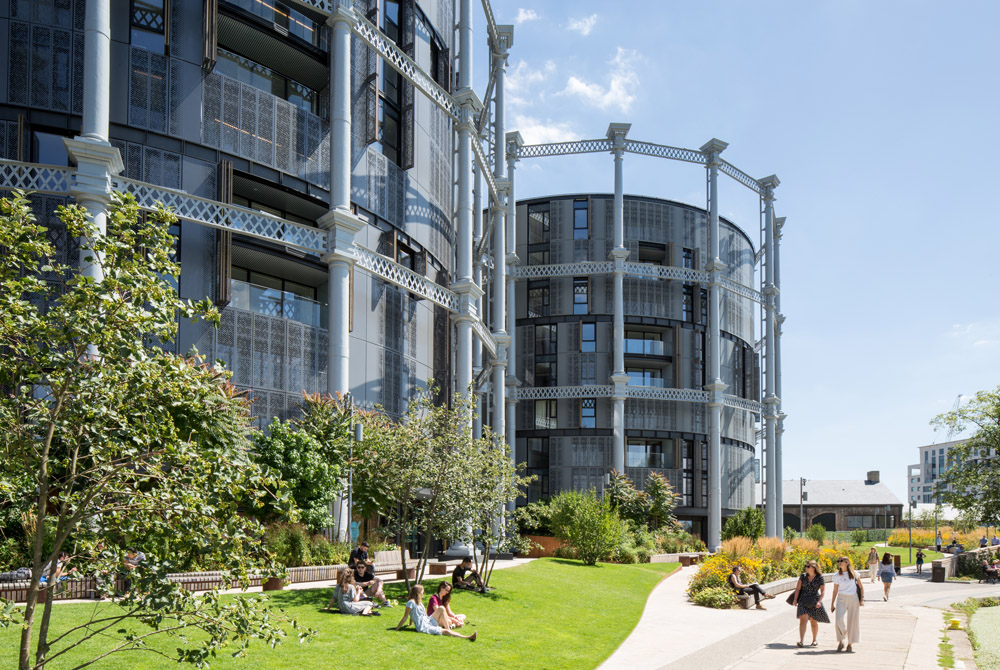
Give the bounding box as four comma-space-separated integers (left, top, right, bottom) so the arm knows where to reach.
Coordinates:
699, 138, 729, 165
64, 138, 123, 205
326, 0, 356, 26
759, 174, 780, 199
606, 122, 631, 153
505, 130, 524, 163
318, 208, 365, 263
495, 25, 514, 63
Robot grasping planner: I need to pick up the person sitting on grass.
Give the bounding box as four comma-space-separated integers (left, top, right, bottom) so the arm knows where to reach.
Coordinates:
452, 558, 485, 592
325, 568, 378, 616
428, 582, 466, 629
728, 565, 774, 610
395, 584, 476, 641
352, 558, 391, 607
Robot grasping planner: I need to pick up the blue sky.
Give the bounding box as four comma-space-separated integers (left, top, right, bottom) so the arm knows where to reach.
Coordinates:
484, 0, 1000, 503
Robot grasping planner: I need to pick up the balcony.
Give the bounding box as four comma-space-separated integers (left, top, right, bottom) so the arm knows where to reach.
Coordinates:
230, 279, 326, 328
624, 338, 666, 356
626, 373, 665, 388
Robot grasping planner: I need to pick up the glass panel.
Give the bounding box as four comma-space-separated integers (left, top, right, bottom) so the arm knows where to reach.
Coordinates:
581, 323, 596, 352
527, 204, 550, 244
229, 278, 326, 328
573, 277, 588, 315
573, 200, 588, 239
581, 399, 596, 428
33, 132, 70, 166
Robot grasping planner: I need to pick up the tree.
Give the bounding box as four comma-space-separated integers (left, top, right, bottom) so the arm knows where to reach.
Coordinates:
604, 470, 649, 526
806, 523, 827, 544
553, 490, 626, 566
932, 387, 1000, 528
0, 193, 307, 669
644, 472, 680, 530
721, 507, 766, 541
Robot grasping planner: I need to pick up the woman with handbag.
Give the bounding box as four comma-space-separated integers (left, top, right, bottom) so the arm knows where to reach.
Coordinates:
830, 556, 864, 652
790, 559, 829, 647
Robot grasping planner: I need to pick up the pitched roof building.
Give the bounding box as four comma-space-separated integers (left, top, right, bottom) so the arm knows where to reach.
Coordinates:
781, 471, 903, 532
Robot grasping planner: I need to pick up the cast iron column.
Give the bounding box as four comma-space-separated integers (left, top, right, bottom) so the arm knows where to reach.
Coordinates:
774, 216, 786, 529
505, 131, 523, 480
607, 123, 630, 474
760, 175, 780, 537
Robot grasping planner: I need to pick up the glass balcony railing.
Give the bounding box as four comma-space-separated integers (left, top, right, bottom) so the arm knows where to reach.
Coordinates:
624, 339, 666, 356
627, 375, 665, 388
627, 453, 670, 469
230, 279, 326, 328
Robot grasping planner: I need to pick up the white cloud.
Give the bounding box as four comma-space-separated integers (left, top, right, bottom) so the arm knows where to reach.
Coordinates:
567, 14, 598, 36
512, 114, 579, 144
515, 8, 539, 24
559, 47, 640, 113
950, 320, 1000, 348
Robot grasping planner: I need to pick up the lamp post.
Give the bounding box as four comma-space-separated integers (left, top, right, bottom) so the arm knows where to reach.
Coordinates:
799, 478, 807, 538
885, 504, 891, 545
909, 501, 915, 564
346, 393, 363, 545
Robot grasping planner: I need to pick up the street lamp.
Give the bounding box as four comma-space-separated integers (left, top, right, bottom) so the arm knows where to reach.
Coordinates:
908, 501, 915, 564
799, 478, 807, 538
345, 393, 364, 545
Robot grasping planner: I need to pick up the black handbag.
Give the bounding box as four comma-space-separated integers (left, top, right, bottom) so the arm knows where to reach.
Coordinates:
785, 592, 796, 605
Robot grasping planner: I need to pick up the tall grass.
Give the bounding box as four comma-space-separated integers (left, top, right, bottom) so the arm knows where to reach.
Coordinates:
721, 536, 753, 558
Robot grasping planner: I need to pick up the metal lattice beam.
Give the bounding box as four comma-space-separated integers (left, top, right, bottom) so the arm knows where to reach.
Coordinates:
472, 138, 498, 205
623, 262, 709, 283
515, 385, 614, 400
720, 160, 764, 195
624, 140, 707, 165
116, 178, 329, 254
517, 139, 612, 159
624, 387, 710, 403
0, 161, 72, 194
512, 261, 613, 278
481, 0, 500, 52
353, 245, 460, 312
720, 277, 763, 304
471, 316, 497, 357
351, 13, 459, 120
722, 394, 763, 414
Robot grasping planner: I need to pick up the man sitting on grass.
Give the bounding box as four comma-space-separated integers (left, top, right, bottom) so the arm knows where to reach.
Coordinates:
452, 558, 485, 592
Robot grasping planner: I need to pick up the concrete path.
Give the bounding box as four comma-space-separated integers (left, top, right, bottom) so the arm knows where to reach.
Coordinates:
600, 565, 1000, 670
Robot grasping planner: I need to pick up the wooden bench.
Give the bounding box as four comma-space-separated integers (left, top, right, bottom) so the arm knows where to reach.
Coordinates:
372, 550, 411, 576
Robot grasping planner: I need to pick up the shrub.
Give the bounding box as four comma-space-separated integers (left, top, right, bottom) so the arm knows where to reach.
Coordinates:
550, 490, 626, 566
806, 523, 827, 545
851, 529, 867, 546
692, 586, 737, 609
721, 507, 765, 541
721, 536, 753, 559
655, 530, 705, 554
614, 545, 638, 564
783, 526, 797, 543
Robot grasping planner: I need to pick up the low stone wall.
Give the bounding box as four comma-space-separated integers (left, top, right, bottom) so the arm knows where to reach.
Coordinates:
931, 545, 997, 582
758, 569, 873, 598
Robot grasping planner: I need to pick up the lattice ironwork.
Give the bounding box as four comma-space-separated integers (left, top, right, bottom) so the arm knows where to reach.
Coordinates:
351, 12, 459, 120
720, 277, 762, 303
353, 244, 459, 312
512, 261, 612, 279
481, 0, 500, 52
624, 140, 707, 165
517, 139, 612, 159
624, 386, 709, 403
719, 160, 763, 194
623, 261, 708, 284
0, 161, 72, 194
471, 317, 497, 357
472, 138, 498, 205
114, 177, 329, 254
722, 394, 763, 415
515, 385, 614, 400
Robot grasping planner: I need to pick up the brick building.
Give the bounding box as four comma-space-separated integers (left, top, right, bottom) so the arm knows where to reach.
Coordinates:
781, 471, 903, 533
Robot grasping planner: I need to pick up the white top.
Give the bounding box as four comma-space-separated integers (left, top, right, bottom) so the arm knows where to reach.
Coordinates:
832, 572, 858, 595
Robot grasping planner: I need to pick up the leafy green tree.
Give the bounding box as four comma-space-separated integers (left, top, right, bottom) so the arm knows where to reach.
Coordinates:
932, 387, 1000, 528
721, 507, 766, 541
851, 529, 867, 546
783, 526, 797, 543
806, 523, 827, 544
253, 412, 346, 532
0, 192, 306, 669
605, 470, 649, 526
547, 490, 626, 566
644, 472, 679, 530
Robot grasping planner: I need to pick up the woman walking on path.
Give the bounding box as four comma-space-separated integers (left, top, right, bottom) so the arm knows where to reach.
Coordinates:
915, 549, 925, 575
830, 556, 864, 653
879, 552, 896, 600
867, 547, 880, 584
791, 560, 829, 647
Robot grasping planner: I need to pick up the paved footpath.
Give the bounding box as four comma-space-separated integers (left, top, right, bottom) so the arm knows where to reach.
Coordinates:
601, 564, 1000, 670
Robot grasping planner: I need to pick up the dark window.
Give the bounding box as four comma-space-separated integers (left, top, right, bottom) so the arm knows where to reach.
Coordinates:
581, 358, 595, 385
528, 203, 550, 244
215, 48, 319, 116
627, 440, 675, 468
701, 441, 708, 507
626, 367, 663, 387
637, 242, 666, 265
681, 439, 694, 506
535, 324, 557, 355
526, 437, 549, 502
224, 0, 327, 48
682, 285, 693, 322
131, 0, 166, 54
528, 280, 549, 317
624, 329, 664, 356
573, 200, 588, 239
573, 277, 589, 315
534, 399, 556, 430
32, 132, 70, 167
230, 264, 324, 327
581, 398, 596, 428
699, 288, 708, 324
581, 323, 596, 352
682, 247, 694, 269
528, 248, 550, 266
534, 361, 556, 387
379, 0, 403, 165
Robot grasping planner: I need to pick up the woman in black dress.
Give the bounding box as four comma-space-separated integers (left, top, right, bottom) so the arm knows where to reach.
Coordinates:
791, 559, 829, 647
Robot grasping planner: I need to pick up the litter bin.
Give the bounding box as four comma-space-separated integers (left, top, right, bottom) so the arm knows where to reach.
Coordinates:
893, 554, 901, 575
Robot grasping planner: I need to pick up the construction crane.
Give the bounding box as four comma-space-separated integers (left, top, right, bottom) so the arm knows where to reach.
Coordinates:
947, 394, 963, 441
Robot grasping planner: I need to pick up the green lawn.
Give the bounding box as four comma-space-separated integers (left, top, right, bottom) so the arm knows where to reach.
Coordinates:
848, 541, 944, 567
2, 558, 679, 670
971, 606, 1000, 669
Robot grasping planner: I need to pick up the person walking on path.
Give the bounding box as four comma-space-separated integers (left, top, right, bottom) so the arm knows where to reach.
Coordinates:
866, 547, 880, 584
830, 556, 864, 653
915, 549, 925, 575
936, 533, 943, 552
790, 560, 829, 648
879, 552, 896, 601
728, 565, 775, 610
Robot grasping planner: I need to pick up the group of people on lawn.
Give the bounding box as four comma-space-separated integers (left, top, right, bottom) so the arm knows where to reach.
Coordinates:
326, 541, 483, 641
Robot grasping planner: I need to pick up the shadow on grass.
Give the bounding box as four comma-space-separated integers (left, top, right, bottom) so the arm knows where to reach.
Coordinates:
547, 559, 601, 568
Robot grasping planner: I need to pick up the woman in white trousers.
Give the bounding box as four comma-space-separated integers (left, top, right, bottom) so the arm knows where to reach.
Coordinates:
830, 556, 865, 653
867, 547, 880, 584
